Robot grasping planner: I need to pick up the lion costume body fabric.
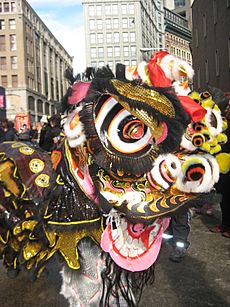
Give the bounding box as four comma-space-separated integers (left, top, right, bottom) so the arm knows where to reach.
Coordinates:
0, 52, 228, 306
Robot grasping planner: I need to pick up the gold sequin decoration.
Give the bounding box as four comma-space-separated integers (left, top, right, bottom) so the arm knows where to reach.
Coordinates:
22, 220, 38, 231
23, 242, 42, 260
19, 146, 35, 155
35, 174, 50, 188
29, 159, 45, 173
111, 79, 175, 118
117, 99, 166, 138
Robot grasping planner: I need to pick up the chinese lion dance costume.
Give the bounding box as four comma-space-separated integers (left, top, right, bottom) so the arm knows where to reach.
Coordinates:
0, 52, 229, 306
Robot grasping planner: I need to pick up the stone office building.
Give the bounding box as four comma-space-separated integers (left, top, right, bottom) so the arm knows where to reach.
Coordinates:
0, 0, 73, 122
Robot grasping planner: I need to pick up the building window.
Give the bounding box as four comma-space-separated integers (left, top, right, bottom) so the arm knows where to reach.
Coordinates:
131, 60, 137, 66
130, 32, 136, 43
97, 19, 103, 30
112, 4, 118, 15
228, 38, 230, 68
0, 4, 2, 13
0, 57, 7, 70
197, 68, 201, 89
107, 61, 113, 69
37, 99, 43, 113
114, 46, 120, 57
98, 47, 104, 58
89, 5, 95, 17
215, 49, 219, 76
12, 75, 18, 87
11, 56, 18, 69
105, 19, 112, 29
124, 60, 130, 66
105, 5, 111, 16
130, 46, 136, 57
90, 33, 96, 44
107, 47, 113, 58
123, 46, 129, 57
128, 4, 135, 15
91, 61, 97, 68
203, 14, 207, 37
106, 33, 112, 43
114, 32, 119, 43
205, 60, 209, 83
28, 96, 35, 111
121, 4, 127, 15
0, 35, 6, 51
9, 19, 16, 29
45, 102, 49, 114
11, 2, 16, 12
90, 47, 97, 58
0, 20, 5, 30
98, 61, 104, 68
195, 28, 199, 47
122, 32, 128, 43
89, 20, 95, 30
1, 75, 7, 87
175, 0, 185, 7
122, 18, 128, 28
129, 17, 135, 27
113, 19, 119, 29
213, 0, 217, 24
96, 5, 102, 16
97, 33, 103, 44
10, 34, 17, 51
3, 2, 9, 13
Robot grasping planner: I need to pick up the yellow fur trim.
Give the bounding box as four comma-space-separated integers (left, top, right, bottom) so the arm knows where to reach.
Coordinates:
216, 153, 230, 174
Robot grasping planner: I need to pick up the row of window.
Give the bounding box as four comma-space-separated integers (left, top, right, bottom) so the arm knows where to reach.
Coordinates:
1, 74, 18, 87
89, 17, 135, 31
28, 96, 55, 116
166, 33, 189, 46
90, 45, 137, 59
88, 3, 135, 17
169, 46, 191, 62
90, 32, 136, 45
0, 56, 17, 70
0, 18, 16, 30
91, 59, 137, 70
0, 34, 16, 51
0, 1, 16, 13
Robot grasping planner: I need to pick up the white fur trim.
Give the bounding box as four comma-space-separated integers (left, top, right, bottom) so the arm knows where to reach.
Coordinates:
172, 59, 194, 81
137, 61, 148, 82
150, 154, 181, 190
175, 155, 219, 193
160, 54, 175, 80
205, 108, 223, 136
180, 135, 197, 151
67, 134, 86, 148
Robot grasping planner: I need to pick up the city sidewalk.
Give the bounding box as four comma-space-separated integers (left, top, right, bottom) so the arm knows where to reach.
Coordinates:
0, 206, 229, 307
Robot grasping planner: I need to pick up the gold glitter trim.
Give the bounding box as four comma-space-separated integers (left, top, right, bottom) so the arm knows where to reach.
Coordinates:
111, 79, 175, 118
47, 217, 101, 225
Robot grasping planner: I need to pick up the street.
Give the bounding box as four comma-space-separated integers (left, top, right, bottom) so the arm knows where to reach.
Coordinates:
0, 207, 229, 307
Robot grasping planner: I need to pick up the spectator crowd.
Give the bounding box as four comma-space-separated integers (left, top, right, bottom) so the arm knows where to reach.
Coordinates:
0, 113, 63, 152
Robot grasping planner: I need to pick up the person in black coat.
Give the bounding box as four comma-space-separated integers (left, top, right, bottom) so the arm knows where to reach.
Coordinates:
39, 114, 62, 152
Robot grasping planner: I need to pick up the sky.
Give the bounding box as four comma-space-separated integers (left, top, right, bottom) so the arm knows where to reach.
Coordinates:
27, 0, 86, 74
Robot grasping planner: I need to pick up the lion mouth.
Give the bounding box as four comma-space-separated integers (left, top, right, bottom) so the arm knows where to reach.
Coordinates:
101, 211, 170, 271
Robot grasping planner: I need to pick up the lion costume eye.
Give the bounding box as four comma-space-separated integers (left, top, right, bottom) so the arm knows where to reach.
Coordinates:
80, 95, 158, 176
95, 97, 154, 155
